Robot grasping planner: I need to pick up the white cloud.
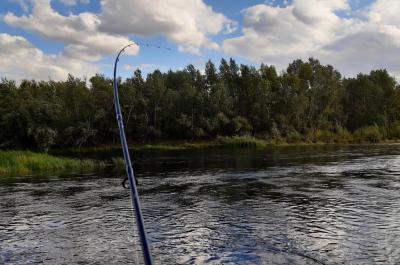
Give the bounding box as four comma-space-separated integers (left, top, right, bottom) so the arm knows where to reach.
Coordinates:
320, 31, 400, 77
223, 0, 400, 77
323, 0, 400, 77
223, 0, 352, 65
1, 0, 235, 79
0, 33, 98, 81
4, 0, 139, 61
99, 0, 235, 54
60, 0, 90, 6
2, 0, 234, 80
4, 0, 232, 57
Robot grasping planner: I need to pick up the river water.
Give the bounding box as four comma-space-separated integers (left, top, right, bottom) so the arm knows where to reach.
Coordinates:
1, 144, 400, 264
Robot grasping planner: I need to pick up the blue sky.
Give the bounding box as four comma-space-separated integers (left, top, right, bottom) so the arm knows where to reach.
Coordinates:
1, 0, 399, 81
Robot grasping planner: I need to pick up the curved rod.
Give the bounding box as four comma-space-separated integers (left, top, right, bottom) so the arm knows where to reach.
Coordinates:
113, 43, 154, 265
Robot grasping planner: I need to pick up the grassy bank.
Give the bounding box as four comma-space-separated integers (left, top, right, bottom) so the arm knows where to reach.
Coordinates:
59, 134, 400, 156
0, 150, 106, 176
4, 135, 398, 175
58, 136, 273, 154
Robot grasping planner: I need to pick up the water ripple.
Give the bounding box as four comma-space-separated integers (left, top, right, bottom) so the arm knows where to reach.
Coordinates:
1, 145, 400, 264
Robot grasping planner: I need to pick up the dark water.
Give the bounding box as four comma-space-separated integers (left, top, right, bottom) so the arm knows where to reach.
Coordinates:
1, 145, 400, 264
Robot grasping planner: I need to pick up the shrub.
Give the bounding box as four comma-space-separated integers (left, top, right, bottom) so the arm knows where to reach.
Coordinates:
286, 130, 302, 143
270, 121, 281, 140
314, 129, 335, 143
353, 125, 382, 143
229, 116, 252, 136
216, 136, 267, 148
29, 127, 57, 152
336, 127, 353, 143
388, 123, 400, 139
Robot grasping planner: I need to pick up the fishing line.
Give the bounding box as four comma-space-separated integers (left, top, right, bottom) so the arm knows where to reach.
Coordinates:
117, 41, 177, 192
127, 40, 178, 53
113, 44, 153, 265
116, 43, 332, 265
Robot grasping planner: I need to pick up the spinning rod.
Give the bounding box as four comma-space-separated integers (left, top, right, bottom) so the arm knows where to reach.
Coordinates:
113, 42, 327, 265
113, 43, 153, 265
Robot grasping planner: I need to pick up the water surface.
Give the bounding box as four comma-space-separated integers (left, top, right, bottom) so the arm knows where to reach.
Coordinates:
1, 144, 400, 264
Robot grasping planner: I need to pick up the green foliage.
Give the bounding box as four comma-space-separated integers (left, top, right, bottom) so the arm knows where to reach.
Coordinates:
286, 130, 302, 143
111, 157, 125, 169
335, 127, 354, 143
29, 126, 57, 152
388, 123, 400, 139
0, 150, 102, 176
229, 116, 252, 136
215, 136, 268, 148
1, 58, 400, 150
353, 125, 383, 143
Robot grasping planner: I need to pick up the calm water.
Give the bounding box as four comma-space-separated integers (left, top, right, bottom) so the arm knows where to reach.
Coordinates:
1, 145, 400, 264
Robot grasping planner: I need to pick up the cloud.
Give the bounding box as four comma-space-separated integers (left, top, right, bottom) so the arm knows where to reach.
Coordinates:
4, 0, 233, 56
324, 0, 400, 77
2, 0, 234, 80
223, 0, 352, 65
0, 33, 99, 81
98, 0, 235, 54
223, 0, 400, 77
320, 31, 400, 77
59, 0, 90, 6
4, 0, 139, 61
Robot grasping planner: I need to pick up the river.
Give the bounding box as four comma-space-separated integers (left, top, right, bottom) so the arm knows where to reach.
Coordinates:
1, 144, 400, 264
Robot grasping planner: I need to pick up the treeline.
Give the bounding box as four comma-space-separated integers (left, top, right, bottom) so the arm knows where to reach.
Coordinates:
1, 58, 400, 151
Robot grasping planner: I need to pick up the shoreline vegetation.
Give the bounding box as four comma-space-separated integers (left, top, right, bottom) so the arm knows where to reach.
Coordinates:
1, 135, 400, 176
0, 151, 107, 176
61, 134, 400, 154
2, 58, 400, 154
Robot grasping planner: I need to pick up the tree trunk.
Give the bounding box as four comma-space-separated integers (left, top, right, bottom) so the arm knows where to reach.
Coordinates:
154, 103, 157, 128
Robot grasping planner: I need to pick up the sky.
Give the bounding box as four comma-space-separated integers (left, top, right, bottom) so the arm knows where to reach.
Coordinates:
0, 0, 399, 81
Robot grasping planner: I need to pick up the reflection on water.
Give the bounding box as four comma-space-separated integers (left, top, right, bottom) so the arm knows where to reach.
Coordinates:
1, 144, 400, 264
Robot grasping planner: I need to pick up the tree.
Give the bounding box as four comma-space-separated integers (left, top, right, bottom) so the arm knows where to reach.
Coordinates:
1, 58, 400, 149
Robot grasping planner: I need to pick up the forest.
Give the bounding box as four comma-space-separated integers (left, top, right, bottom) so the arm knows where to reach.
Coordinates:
1, 58, 400, 152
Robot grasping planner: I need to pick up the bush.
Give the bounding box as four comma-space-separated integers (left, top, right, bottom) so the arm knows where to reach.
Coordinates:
353, 125, 382, 143
228, 116, 252, 136
213, 112, 230, 135
29, 127, 57, 152
286, 130, 302, 143
388, 123, 400, 139
336, 127, 353, 143
314, 129, 335, 143
270, 121, 281, 139
216, 136, 267, 148
63, 124, 97, 148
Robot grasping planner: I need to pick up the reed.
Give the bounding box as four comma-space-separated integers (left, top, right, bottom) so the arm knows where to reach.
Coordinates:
136, 136, 270, 150
111, 157, 125, 169
212, 136, 268, 148
0, 150, 103, 176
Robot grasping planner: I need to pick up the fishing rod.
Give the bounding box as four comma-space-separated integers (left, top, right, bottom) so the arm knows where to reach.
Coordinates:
113, 43, 154, 265
112, 43, 328, 265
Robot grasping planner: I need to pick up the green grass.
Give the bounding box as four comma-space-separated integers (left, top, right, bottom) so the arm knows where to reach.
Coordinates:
213, 136, 270, 148
0, 150, 105, 176
137, 136, 272, 150
111, 157, 125, 169
55, 130, 400, 158
58, 136, 343, 155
